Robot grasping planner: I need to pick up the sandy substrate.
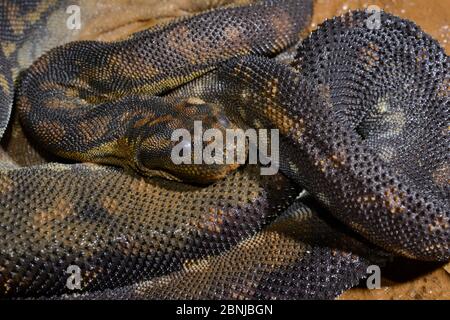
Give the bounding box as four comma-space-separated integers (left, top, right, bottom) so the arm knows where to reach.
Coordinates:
340, 265, 450, 300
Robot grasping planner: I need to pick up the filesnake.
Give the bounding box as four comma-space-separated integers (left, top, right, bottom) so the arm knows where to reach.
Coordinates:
0, 0, 448, 299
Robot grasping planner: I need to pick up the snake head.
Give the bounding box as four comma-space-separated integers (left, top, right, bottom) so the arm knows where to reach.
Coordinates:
130, 97, 246, 184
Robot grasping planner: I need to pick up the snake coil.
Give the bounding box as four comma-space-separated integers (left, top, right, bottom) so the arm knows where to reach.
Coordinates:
0, 0, 448, 299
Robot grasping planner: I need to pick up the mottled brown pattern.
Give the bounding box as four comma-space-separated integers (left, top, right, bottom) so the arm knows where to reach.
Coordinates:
77, 116, 112, 143
0, 73, 10, 95
33, 120, 66, 144
1, 42, 16, 58
308, 0, 450, 299
433, 164, 450, 188
0, 0, 448, 301
0, 0, 316, 298
166, 10, 448, 261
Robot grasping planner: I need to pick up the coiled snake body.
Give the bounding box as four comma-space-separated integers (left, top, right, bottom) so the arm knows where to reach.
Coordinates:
0, 0, 448, 299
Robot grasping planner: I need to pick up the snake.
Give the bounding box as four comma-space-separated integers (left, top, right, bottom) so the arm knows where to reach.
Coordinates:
0, 0, 448, 299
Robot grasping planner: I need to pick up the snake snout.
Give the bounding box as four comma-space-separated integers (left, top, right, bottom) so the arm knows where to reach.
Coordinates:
133, 98, 244, 184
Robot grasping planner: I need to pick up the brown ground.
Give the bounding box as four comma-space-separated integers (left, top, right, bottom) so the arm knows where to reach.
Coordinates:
310, 0, 450, 54
339, 263, 450, 300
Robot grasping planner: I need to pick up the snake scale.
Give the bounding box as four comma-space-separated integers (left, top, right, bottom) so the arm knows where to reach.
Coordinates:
0, 0, 448, 299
